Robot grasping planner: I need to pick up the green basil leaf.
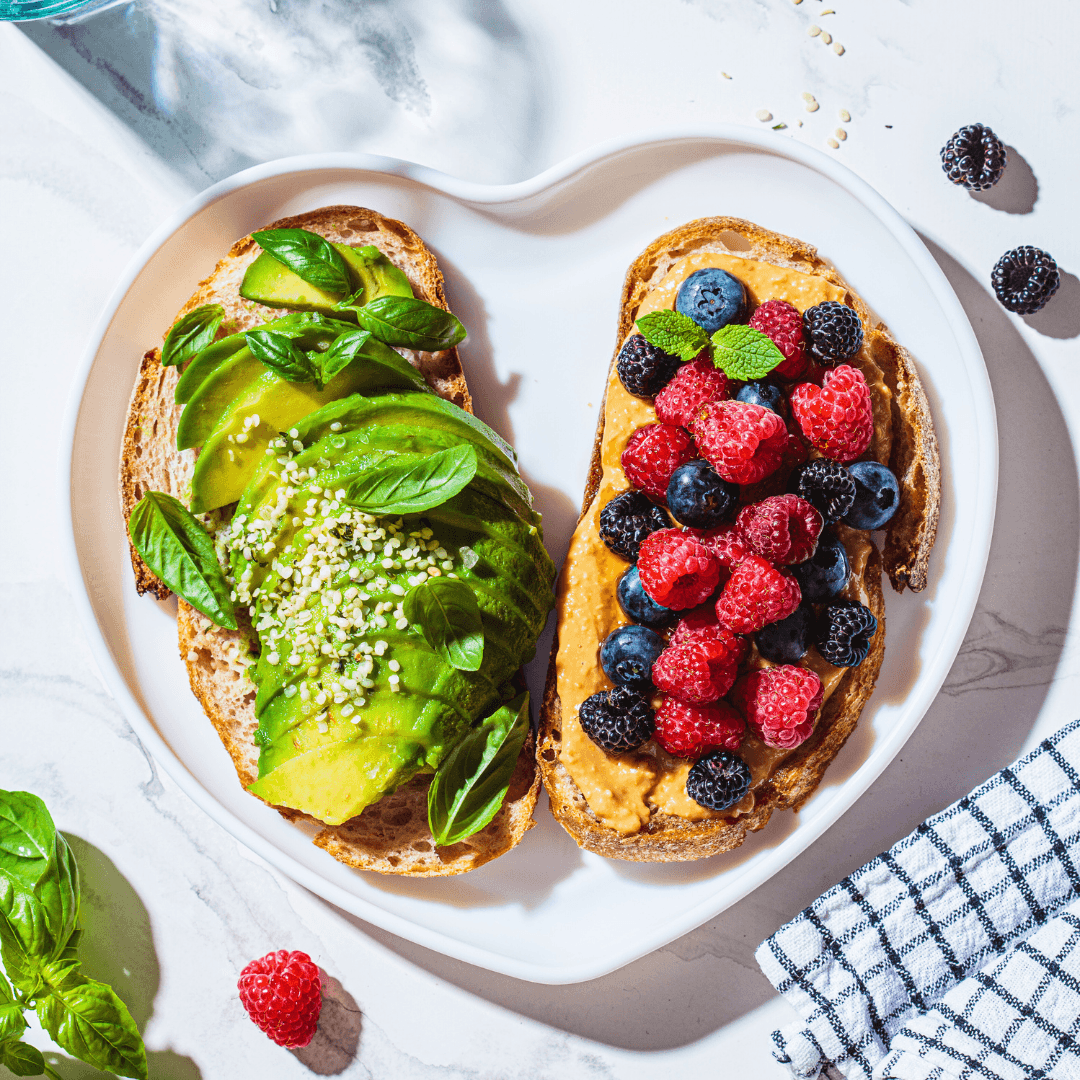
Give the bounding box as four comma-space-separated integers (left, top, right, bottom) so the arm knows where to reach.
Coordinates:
0, 971, 28, 1046
427, 692, 529, 845
0, 882, 49, 992
710, 323, 786, 380
351, 296, 466, 352
35, 837, 78, 964
127, 492, 237, 629
244, 329, 318, 384
251, 228, 350, 296
0, 1039, 44, 1077
404, 576, 484, 672
635, 309, 710, 363
0, 792, 54, 887
315, 329, 374, 386
160, 304, 224, 368
346, 444, 477, 515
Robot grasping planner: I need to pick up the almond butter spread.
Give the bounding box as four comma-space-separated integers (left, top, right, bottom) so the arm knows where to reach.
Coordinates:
554, 250, 890, 835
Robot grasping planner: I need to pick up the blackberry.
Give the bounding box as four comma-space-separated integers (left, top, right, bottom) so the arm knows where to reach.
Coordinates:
599, 490, 669, 561
578, 685, 655, 753
600, 625, 666, 689
790, 458, 856, 523
991, 246, 1060, 315
686, 749, 752, 812
666, 459, 739, 529
616, 334, 682, 398
802, 302, 864, 366
940, 124, 1007, 190
816, 600, 878, 667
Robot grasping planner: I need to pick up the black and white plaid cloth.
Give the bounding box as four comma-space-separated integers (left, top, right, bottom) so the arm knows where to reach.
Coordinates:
756, 717, 1080, 1080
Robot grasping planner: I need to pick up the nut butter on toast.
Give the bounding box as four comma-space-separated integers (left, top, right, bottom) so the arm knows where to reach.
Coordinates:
538, 217, 940, 862
120, 206, 540, 876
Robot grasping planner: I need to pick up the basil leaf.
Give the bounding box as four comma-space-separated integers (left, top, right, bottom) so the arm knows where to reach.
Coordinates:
0, 971, 28, 1045
636, 309, 709, 363
127, 492, 237, 629
427, 693, 529, 845
251, 228, 350, 296
160, 304, 224, 368
0, 792, 54, 887
0, 1039, 44, 1077
315, 329, 374, 386
346, 444, 477, 515
244, 329, 317, 384
710, 324, 786, 380
351, 296, 466, 352
403, 577, 484, 672
0, 882, 50, 991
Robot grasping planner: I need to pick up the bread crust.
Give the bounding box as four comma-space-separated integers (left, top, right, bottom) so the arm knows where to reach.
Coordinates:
120, 206, 538, 876
537, 216, 940, 861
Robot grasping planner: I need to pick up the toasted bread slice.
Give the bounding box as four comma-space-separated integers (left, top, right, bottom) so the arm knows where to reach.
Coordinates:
538, 216, 940, 861
120, 206, 539, 876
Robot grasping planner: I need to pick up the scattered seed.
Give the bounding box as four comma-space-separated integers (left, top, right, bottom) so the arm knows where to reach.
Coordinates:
821, 7, 835, 12
827, 138, 840, 149
792, 0, 803, 4
833, 41, 845, 54
802, 91, 816, 102
798, 120, 804, 127
885, 124, 893, 129
772, 122, 788, 130
835, 128, 847, 141
721, 71, 732, 79
756, 109, 773, 122
806, 100, 820, 113
808, 24, 821, 36
839, 109, 851, 122
821, 31, 833, 44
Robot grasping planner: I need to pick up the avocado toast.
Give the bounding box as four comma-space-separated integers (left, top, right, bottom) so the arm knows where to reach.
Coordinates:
121, 206, 555, 876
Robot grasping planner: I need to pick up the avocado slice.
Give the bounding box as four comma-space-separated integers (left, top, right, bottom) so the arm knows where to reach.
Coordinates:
337, 245, 413, 306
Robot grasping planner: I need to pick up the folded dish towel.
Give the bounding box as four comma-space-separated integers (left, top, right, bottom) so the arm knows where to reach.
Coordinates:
756, 717, 1080, 1080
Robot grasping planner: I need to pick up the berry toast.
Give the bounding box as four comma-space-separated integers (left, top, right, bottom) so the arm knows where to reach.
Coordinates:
538, 217, 940, 861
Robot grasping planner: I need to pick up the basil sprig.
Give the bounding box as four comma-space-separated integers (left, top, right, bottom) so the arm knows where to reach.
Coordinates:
127, 492, 237, 629
318, 329, 374, 385
244, 329, 318, 385
635, 309, 709, 363
347, 296, 466, 352
404, 577, 484, 672
427, 693, 529, 845
251, 228, 350, 295
709, 324, 786, 380
0, 790, 147, 1079
161, 304, 224, 368
346, 444, 477, 515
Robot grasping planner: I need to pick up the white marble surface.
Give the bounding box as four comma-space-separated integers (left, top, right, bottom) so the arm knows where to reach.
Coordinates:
2, 1, 1078, 1076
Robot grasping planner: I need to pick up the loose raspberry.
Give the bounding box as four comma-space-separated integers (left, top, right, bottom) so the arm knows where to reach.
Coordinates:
622, 423, 696, 501
715, 555, 801, 633
652, 626, 745, 704
654, 357, 729, 428
691, 522, 750, 580
655, 697, 746, 758
790, 365, 874, 463
238, 950, 322, 1048
691, 400, 788, 485
671, 604, 740, 646
749, 299, 807, 380
736, 494, 822, 565
731, 666, 823, 749
637, 527, 721, 610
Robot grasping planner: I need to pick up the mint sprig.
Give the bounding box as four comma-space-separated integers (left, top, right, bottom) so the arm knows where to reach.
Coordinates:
709, 324, 786, 380
635, 310, 709, 363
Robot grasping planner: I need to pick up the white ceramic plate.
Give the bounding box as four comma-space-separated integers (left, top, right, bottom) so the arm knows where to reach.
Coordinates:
61, 128, 996, 984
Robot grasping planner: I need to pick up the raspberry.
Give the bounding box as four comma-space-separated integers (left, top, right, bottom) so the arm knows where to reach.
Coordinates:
692, 523, 749, 577
736, 494, 822, 565
802, 302, 864, 367
715, 555, 801, 633
238, 950, 322, 1048
652, 628, 745, 704
654, 357, 729, 428
622, 423, 696, 501
749, 299, 807, 380
691, 400, 789, 485
637, 527, 721, 610
671, 604, 743, 647
790, 365, 874, 463
616, 333, 682, 397
816, 600, 878, 667
599, 490, 670, 561
655, 697, 746, 758
731, 666, 823, 749
789, 458, 857, 523
991, 246, 1060, 315
686, 749, 753, 811
940, 123, 1007, 190
578, 685, 655, 752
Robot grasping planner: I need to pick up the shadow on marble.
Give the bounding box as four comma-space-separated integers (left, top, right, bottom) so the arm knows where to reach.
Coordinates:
969, 146, 1038, 215
289, 971, 362, 1076
1023, 269, 1080, 340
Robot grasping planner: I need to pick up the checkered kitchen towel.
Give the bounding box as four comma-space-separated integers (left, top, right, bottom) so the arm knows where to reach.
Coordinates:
756, 717, 1080, 1080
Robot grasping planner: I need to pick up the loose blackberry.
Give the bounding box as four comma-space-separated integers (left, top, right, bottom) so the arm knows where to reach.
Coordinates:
802, 302, 864, 366
616, 334, 682, 398
599, 490, 669, 561
790, 458, 857, 523
991, 246, 1060, 315
685, 749, 752, 811
816, 600, 878, 667
940, 124, 1007, 190
578, 685, 655, 753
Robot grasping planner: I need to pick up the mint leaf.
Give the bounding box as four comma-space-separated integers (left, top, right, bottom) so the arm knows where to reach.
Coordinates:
160, 304, 224, 368
404, 577, 484, 672
251, 228, 350, 296
710, 324, 786, 380
635, 310, 709, 363
244, 330, 318, 384
345, 444, 477, 516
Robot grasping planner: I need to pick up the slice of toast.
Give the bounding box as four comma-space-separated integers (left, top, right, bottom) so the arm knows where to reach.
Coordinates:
538, 216, 940, 862
120, 206, 539, 876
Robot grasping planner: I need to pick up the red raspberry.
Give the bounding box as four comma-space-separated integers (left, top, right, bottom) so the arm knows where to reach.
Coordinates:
790, 364, 874, 463
637, 527, 721, 610
238, 950, 322, 1048
655, 697, 746, 758
736, 495, 822, 565
691, 400, 788, 485
654, 357, 729, 428
671, 604, 739, 645
715, 555, 801, 633
749, 299, 807, 380
622, 423, 696, 501
653, 625, 745, 703
691, 523, 750, 581
731, 666, 824, 749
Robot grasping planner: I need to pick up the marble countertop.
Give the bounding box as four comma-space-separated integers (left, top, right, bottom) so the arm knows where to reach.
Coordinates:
2, 1, 1078, 1076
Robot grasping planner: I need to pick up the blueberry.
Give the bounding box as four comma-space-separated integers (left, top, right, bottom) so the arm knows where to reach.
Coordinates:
617, 565, 675, 627
756, 602, 814, 664
843, 461, 900, 530
600, 625, 667, 689
675, 268, 748, 333
736, 380, 785, 416
666, 459, 739, 529
792, 533, 850, 601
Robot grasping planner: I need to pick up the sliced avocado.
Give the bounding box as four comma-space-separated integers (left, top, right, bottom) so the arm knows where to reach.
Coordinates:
174, 336, 247, 405
239, 251, 345, 312
336, 244, 413, 306
176, 348, 263, 451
